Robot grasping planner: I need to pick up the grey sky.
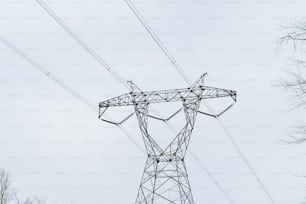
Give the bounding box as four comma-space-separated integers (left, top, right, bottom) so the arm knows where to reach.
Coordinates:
0, 0, 306, 203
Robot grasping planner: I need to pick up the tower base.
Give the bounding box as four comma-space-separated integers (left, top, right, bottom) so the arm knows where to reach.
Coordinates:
135, 155, 194, 204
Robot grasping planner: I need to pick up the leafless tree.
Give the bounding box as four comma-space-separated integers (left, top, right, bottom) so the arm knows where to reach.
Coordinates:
0, 169, 46, 204
0, 169, 13, 204
279, 19, 306, 143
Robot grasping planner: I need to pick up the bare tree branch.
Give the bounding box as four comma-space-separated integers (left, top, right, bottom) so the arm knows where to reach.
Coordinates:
0, 169, 46, 204
278, 70, 306, 108
279, 19, 306, 144
0, 169, 13, 204
280, 20, 306, 51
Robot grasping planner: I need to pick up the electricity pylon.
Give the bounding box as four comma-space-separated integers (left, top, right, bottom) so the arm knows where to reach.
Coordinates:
99, 74, 236, 204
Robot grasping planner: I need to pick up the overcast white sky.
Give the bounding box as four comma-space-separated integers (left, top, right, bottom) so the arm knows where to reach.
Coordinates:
0, 0, 306, 203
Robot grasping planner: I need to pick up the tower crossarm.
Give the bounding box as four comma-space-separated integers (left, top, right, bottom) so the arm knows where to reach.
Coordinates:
99, 86, 236, 108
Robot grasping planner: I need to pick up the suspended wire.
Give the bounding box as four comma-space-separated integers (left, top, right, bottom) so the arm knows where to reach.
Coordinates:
0, 33, 145, 154
35, 0, 130, 90
124, 0, 192, 85
125, 1, 277, 204
188, 150, 235, 203
152, 0, 201, 69
34, 1, 234, 202
216, 117, 277, 203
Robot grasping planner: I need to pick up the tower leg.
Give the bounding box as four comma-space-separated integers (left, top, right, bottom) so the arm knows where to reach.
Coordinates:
135, 156, 194, 204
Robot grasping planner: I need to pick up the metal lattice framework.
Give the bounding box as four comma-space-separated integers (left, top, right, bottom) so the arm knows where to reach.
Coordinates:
99, 74, 236, 204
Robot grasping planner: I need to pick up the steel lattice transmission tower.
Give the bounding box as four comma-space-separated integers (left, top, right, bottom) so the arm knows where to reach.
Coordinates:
98, 74, 236, 204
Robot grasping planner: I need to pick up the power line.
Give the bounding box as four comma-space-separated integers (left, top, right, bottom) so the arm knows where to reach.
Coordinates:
34, 1, 235, 203
35, 0, 130, 90
0, 33, 145, 154
216, 117, 277, 203
125, 1, 277, 203
125, 0, 191, 86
